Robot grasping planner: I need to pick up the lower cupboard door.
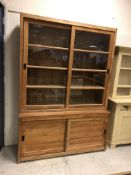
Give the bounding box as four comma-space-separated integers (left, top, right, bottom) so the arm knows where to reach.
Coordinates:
68, 118, 106, 152
20, 120, 66, 157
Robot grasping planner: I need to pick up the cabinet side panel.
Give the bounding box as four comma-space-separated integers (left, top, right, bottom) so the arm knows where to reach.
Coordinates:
109, 53, 118, 98
107, 101, 117, 144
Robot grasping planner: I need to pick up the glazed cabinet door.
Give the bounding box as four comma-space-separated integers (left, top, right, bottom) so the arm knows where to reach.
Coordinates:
21, 19, 71, 110
68, 26, 113, 107
67, 118, 107, 152
20, 119, 66, 158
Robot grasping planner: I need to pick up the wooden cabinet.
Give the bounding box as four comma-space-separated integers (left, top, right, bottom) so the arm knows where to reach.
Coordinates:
18, 13, 116, 162
109, 47, 131, 99
107, 99, 131, 148
107, 46, 131, 148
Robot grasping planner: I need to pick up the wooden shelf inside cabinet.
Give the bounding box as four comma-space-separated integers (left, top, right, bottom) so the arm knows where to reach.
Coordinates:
28, 44, 69, 51
120, 67, 131, 70
72, 68, 107, 72
71, 85, 105, 90
117, 85, 131, 88
74, 48, 109, 54
26, 85, 66, 89
27, 65, 68, 70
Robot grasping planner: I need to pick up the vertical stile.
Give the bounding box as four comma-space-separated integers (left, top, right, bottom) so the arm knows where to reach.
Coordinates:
65, 26, 75, 107
102, 32, 116, 107
23, 20, 29, 108
64, 119, 71, 151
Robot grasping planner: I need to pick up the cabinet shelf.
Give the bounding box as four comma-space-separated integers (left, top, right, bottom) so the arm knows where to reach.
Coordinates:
74, 48, 109, 54
71, 85, 104, 90
117, 85, 131, 88
28, 44, 69, 51
27, 65, 67, 70
120, 67, 131, 70
72, 68, 107, 72
26, 85, 66, 89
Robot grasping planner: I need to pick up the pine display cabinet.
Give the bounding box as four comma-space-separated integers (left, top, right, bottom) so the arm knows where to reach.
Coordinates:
18, 13, 116, 162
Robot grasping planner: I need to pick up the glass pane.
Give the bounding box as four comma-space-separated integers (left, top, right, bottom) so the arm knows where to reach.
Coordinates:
118, 70, 131, 85
73, 52, 108, 70
70, 89, 103, 104
75, 30, 110, 52
121, 55, 131, 68
28, 47, 69, 68
27, 69, 67, 86
117, 88, 130, 96
29, 23, 70, 48
27, 88, 65, 105
71, 72, 106, 86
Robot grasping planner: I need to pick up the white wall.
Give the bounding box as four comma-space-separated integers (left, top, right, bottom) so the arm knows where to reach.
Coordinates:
3, 0, 131, 145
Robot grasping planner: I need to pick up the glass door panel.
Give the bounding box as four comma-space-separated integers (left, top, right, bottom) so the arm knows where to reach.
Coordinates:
26, 22, 71, 107
27, 88, 66, 105
29, 23, 70, 48
121, 55, 131, 68
118, 70, 131, 85
27, 69, 67, 86
28, 47, 69, 68
117, 88, 130, 96
70, 89, 103, 104
74, 30, 110, 52
71, 72, 106, 87
73, 52, 108, 70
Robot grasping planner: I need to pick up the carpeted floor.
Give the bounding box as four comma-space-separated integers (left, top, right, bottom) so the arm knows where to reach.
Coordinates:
0, 145, 131, 175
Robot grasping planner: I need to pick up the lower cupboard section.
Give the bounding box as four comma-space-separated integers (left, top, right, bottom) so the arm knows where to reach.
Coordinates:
19, 117, 107, 162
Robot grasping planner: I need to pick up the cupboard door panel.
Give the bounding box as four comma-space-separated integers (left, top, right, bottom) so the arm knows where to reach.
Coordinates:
21, 120, 66, 157
119, 115, 131, 141
68, 118, 106, 151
